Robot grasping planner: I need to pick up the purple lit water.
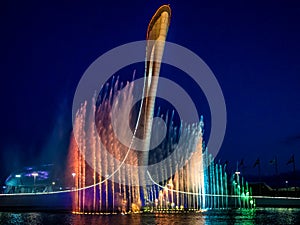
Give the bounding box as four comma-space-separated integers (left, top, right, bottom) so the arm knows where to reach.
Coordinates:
1, 208, 300, 225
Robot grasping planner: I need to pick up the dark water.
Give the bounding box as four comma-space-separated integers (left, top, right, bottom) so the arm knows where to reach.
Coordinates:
1, 208, 300, 225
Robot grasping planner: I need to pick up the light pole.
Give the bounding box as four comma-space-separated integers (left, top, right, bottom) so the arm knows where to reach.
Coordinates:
15, 174, 21, 193
235, 171, 240, 183
32, 172, 38, 193
72, 172, 76, 190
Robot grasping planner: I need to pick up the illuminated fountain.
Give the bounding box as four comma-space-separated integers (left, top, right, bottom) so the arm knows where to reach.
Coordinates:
67, 78, 143, 213
66, 5, 255, 213
67, 74, 255, 212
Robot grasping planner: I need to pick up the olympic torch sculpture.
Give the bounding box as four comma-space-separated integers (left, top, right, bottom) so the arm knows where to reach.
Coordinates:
136, 5, 171, 167
67, 4, 254, 213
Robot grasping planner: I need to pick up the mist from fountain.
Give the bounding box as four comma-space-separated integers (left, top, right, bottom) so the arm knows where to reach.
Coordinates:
67, 76, 255, 213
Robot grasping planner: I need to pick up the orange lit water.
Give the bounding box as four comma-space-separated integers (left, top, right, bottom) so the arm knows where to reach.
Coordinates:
1, 208, 300, 225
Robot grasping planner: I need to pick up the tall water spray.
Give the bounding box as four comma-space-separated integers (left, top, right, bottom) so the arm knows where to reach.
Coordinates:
67, 5, 255, 213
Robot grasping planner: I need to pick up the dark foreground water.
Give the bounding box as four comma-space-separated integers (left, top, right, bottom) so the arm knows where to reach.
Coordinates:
1, 208, 300, 225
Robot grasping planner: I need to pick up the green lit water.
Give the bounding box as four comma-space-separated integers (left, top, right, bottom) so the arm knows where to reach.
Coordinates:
0, 208, 299, 225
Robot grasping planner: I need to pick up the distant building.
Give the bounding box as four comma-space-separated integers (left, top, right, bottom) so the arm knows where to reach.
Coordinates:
4, 164, 63, 194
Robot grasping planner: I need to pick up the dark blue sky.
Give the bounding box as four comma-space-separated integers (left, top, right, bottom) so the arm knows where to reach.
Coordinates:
1, 1, 300, 183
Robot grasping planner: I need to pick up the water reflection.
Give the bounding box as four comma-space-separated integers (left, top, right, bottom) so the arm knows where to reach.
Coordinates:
0, 208, 299, 225
154, 213, 205, 225
24, 213, 42, 225
0, 213, 23, 225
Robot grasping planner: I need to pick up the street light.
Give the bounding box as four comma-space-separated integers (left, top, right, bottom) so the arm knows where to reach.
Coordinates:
15, 174, 22, 192
235, 171, 241, 185
72, 172, 76, 190
235, 171, 241, 179
32, 172, 38, 192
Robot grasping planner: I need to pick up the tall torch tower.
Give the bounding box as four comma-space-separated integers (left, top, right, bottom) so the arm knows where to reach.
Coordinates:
137, 5, 171, 168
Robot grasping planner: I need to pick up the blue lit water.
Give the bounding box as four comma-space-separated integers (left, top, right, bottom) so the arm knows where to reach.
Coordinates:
0, 208, 299, 225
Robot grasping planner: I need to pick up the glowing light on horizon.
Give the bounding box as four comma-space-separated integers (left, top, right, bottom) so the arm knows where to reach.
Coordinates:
31, 172, 38, 177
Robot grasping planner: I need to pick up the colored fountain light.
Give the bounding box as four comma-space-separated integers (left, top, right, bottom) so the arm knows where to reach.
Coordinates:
65, 4, 255, 213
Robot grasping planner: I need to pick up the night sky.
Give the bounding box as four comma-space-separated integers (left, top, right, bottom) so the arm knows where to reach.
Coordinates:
1, 1, 300, 184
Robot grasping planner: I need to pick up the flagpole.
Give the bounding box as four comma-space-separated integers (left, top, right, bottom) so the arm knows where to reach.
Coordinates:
293, 156, 296, 174
293, 158, 296, 192
287, 154, 296, 174
275, 156, 278, 176
258, 160, 261, 195
275, 156, 279, 192
258, 162, 261, 181
253, 158, 261, 194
